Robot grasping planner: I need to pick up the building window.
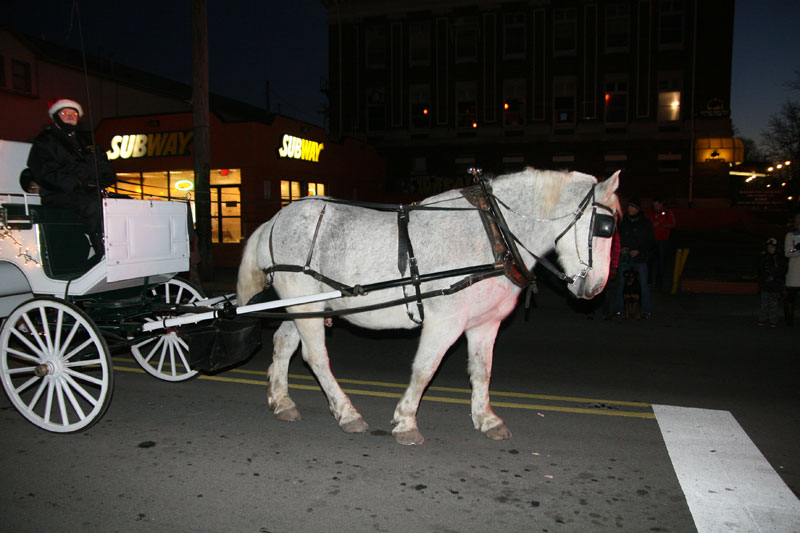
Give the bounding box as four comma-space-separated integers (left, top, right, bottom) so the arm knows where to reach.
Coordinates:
114, 169, 242, 243
11, 59, 32, 93
409, 21, 431, 66
366, 87, 386, 132
658, 0, 684, 48
410, 84, 431, 129
280, 180, 326, 208
553, 76, 576, 126
604, 77, 628, 124
454, 22, 478, 63
455, 81, 478, 129
605, 4, 630, 52
658, 74, 681, 122
503, 13, 526, 59
366, 25, 386, 68
503, 78, 526, 127
553, 8, 576, 55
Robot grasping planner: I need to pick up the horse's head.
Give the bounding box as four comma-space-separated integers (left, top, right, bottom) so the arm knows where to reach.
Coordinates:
553, 171, 620, 299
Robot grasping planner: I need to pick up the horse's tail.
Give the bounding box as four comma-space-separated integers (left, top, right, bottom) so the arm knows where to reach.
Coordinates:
236, 221, 271, 306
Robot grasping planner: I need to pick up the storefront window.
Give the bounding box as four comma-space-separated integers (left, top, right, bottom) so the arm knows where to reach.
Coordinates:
281, 180, 327, 207
112, 168, 242, 243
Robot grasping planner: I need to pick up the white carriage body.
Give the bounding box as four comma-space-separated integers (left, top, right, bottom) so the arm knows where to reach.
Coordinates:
0, 140, 189, 317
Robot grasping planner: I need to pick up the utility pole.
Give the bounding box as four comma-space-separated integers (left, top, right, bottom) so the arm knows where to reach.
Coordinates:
192, 0, 213, 280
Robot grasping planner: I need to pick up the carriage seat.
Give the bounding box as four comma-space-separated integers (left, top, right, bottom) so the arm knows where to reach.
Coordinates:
2, 203, 101, 280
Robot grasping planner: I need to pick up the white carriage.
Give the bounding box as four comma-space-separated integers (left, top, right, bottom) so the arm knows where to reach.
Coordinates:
0, 140, 236, 433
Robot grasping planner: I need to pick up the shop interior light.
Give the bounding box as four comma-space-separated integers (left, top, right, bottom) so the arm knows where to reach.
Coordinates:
423, 108, 428, 115
175, 179, 194, 191
786, 161, 792, 166
670, 101, 680, 107
766, 184, 772, 188
504, 102, 510, 110
768, 167, 774, 172
782, 182, 787, 187
472, 122, 478, 128
777, 164, 783, 169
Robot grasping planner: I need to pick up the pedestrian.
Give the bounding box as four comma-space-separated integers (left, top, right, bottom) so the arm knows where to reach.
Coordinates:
614, 198, 655, 318
648, 197, 676, 289
757, 238, 786, 327
26, 97, 117, 256
784, 212, 800, 326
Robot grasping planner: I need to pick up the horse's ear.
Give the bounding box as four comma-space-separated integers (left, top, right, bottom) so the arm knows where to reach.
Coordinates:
600, 171, 620, 199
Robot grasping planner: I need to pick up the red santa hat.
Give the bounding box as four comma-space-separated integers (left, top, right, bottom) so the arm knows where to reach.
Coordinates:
47, 98, 84, 119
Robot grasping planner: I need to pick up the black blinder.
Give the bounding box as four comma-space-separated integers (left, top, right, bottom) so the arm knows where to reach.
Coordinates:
593, 213, 616, 238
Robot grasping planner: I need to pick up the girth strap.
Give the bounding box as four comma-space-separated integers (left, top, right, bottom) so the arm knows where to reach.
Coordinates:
397, 206, 425, 323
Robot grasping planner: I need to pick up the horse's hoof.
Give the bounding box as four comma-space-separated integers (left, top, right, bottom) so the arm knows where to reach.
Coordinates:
393, 428, 424, 446
483, 423, 512, 440
275, 407, 301, 422
340, 417, 369, 433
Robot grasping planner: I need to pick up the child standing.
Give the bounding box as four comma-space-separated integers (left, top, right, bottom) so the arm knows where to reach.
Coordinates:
758, 237, 786, 327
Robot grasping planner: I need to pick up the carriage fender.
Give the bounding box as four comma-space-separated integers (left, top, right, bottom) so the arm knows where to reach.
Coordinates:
0, 261, 33, 319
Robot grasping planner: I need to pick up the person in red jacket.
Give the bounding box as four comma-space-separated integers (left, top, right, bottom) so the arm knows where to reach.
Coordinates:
601, 230, 622, 319
648, 198, 677, 289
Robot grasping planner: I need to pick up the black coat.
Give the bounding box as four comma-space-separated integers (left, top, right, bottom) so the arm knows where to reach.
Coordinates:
758, 251, 786, 292
27, 125, 116, 203
618, 214, 655, 263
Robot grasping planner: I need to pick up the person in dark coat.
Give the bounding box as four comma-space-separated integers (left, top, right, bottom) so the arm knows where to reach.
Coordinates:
758, 237, 786, 327
26, 98, 117, 256
614, 198, 655, 317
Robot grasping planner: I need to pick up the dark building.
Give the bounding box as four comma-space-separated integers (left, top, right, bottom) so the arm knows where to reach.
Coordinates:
324, 0, 737, 203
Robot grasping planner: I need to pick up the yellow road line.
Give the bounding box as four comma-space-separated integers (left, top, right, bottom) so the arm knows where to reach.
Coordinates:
113, 363, 654, 419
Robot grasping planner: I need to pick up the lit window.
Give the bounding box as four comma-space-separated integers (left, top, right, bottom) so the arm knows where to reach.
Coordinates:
281, 180, 326, 208
658, 74, 681, 122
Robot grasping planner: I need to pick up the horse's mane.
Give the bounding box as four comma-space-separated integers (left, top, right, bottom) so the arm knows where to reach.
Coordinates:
498, 167, 596, 218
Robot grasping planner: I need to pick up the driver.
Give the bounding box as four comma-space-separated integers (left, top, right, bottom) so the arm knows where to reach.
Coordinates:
26, 98, 117, 256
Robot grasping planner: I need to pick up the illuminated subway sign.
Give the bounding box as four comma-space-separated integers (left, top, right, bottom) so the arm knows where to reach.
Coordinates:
107, 131, 194, 160
277, 134, 324, 163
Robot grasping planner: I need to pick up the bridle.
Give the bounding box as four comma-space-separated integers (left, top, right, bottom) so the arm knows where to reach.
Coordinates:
550, 184, 617, 280
473, 170, 616, 285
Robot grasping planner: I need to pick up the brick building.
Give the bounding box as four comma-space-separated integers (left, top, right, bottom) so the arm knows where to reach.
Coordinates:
323, 0, 738, 203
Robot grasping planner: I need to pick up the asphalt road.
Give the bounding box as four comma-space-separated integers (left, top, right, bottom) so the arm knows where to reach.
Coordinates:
1, 284, 798, 532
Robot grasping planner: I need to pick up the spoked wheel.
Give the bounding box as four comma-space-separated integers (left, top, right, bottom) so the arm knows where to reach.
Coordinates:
0, 297, 113, 433
130, 278, 204, 382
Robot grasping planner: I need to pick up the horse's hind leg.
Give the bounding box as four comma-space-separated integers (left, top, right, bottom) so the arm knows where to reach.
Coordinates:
268, 321, 302, 421
465, 321, 511, 440
293, 318, 369, 433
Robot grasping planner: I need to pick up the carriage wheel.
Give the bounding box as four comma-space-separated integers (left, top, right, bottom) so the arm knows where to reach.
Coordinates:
130, 278, 204, 382
0, 297, 113, 433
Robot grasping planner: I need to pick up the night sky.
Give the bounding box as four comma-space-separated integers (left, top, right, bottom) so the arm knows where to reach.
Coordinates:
2, 0, 799, 146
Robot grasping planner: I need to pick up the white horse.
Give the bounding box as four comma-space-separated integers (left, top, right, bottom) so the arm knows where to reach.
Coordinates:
237, 168, 620, 445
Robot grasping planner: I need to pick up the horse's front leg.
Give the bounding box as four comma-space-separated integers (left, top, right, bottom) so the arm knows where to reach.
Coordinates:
293, 317, 369, 433
465, 320, 511, 440
392, 321, 463, 445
